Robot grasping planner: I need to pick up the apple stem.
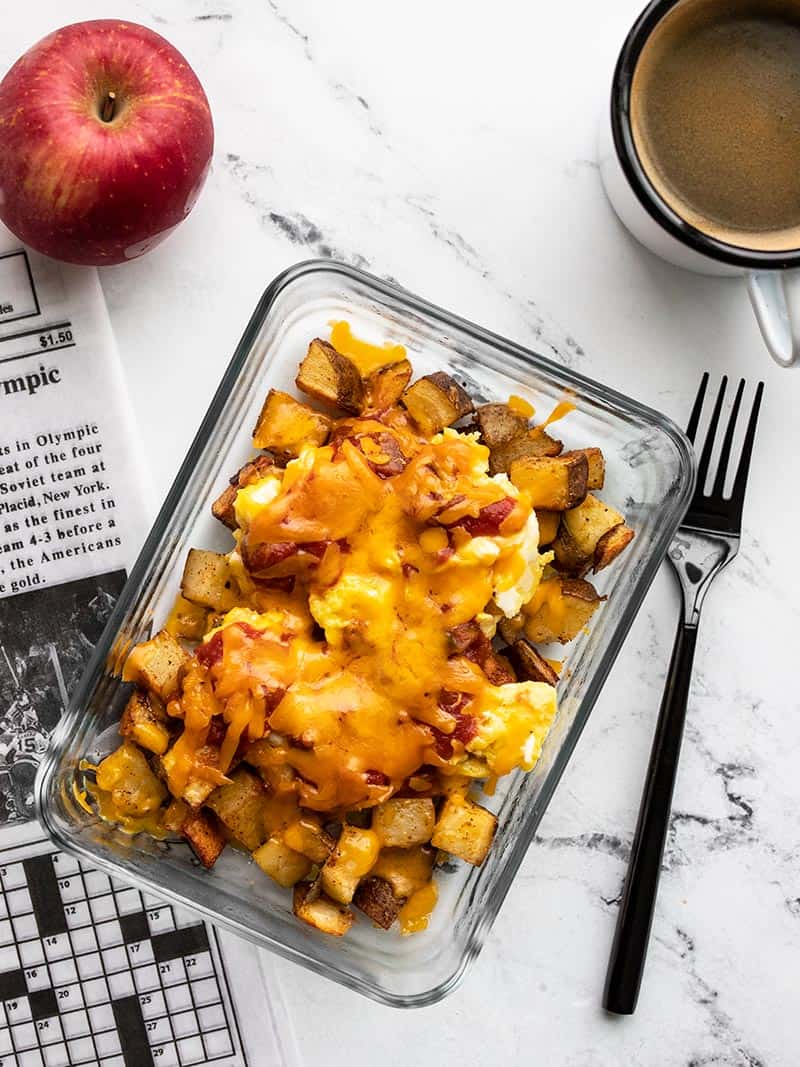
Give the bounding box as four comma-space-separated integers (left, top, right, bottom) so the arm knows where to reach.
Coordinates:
101, 91, 116, 123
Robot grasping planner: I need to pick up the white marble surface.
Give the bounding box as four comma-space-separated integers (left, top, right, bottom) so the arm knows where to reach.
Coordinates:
5, 2, 800, 1064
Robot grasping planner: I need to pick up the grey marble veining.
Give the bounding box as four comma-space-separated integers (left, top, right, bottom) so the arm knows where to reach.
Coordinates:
2, 2, 798, 1064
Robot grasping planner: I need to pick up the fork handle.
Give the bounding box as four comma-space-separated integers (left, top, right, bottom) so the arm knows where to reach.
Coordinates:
603, 620, 699, 1015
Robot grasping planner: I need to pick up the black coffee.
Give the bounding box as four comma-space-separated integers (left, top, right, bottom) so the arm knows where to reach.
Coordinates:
631, 0, 800, 251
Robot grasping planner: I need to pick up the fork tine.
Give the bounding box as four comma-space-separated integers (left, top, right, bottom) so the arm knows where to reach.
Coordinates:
730, 381, 764, 511
696, 376, 727, 493
711, 378, 745, 499
685, 372, 709, 443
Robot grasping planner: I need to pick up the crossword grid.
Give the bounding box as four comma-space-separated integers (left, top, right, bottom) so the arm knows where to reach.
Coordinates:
0, 839, 245, 1067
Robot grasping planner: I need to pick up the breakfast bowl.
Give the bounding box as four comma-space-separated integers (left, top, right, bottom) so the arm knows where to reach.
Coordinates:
36, 260, 694, 1006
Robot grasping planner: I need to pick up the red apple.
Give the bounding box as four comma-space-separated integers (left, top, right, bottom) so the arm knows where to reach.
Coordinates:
0, 20, 214, 266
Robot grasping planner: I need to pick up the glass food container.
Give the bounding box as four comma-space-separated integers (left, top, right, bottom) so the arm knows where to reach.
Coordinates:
36, 260, 695, 1007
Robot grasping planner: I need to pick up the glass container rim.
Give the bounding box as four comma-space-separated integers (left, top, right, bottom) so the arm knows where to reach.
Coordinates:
36, 258, 696, 1008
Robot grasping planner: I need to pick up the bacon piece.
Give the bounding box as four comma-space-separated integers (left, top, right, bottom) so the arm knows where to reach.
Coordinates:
206, 715, 227, 747
447, 621, 486, 659
458, 498, 515, 537
365, 770, 390, 786
452, 712, 478, 744
257, 575, 296, 593
430, 712, 479, 759
431, 730, 454, 760
446, 622, 517, 686
363, 433, 409, 478
196, 621, 265, 669
303, 541, 330, 559
243, 541, 299, 575
196, 631, 224, 668
243, 538, 336, 578
431, 691, 478, 759
264, 686, 287, 715
338, 431, 409, 479
438, 690, 471, 715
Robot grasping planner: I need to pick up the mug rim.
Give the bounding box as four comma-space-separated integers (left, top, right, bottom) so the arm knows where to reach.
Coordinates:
612, 0, 800, 271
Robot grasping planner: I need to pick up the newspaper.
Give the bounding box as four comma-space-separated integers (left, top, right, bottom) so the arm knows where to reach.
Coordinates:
0, 226, 297, 1067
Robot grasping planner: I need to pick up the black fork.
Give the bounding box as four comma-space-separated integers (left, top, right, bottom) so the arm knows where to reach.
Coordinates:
603, 375, 764, 1015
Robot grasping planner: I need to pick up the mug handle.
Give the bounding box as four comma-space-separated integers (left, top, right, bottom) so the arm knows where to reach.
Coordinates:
747, 271, 800, 368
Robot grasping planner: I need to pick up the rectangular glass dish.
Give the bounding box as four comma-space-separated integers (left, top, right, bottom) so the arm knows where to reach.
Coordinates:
36, 260, 694, 1007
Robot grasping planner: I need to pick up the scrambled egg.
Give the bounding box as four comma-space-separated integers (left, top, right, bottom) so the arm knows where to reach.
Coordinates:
234, 471, 282, 527
468, 682, 558, 776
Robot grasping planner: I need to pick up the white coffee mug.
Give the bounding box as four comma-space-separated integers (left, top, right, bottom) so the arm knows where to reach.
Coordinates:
598, 0, 800, 368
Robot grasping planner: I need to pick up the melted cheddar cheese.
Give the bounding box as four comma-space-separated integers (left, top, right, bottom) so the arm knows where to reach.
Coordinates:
162, 405, 556, 815
329, 320, 407, 375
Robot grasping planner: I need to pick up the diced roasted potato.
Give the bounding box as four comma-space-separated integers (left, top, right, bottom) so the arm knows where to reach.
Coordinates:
496, 612, 524, 644
320, 825, 380, 905
293, 882, 353, 937
550, 522, 592, 577
244, 748, 304, 833
161, 798, 190, 833
96, 742, 167, 818
212, 454, 275, 529
562, 447, 605, 490
594, 522, 635, 572
475, 402, 529, 447
460, 757, 495, 781
488, 430, 563, 475
431, 794, 497, 867
372, 798, 436, 848
165, 595, 209, 642
180, 549, 238, 613
561, 493, 624, 558
509, 452, 588, 511
476, 403, 564, 475
119, 689, 170, 756
344, 809, 372, 829
283, 816, 336, 864
554, 494, 634, 575
206, 768, 268, 851
122, 630, 189, 703
253, 836, 313, 887
363, 359, 412, 411
401, 372, 473, 436
504, 639, 560, 687
535, 509, 560, 546
211, 486, 239, 532
371, 846, 435, 899
252, 388, 333, 462
179, 782, 214, 809
520, 576, 602, 644
182, 808, 226, 869
261, 793, 303, 837
161, 742, 223, 808
296, 338, 364, 413
353, 876, 404, 929
401, 769, 444, 797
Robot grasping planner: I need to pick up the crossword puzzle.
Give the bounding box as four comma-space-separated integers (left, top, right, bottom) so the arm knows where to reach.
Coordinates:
0, 836, 248, 1067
